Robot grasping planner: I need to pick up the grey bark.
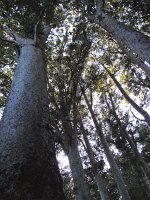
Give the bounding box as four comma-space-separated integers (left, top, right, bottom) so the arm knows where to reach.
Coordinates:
79, 117, 110, 200
104, 66, 150, 126
94, 7, 150, 65
47, 77, 91, 200
84, 93, 131, 200
118, 41, 150, 78
66, 143, 91, 200
0, 44, 65, 200
61, 116, 92, 200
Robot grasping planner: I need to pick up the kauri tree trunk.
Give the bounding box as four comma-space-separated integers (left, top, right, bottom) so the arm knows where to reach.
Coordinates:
93, 1, 150, 77
95, 7, 150, 64
0, 44, 65, 200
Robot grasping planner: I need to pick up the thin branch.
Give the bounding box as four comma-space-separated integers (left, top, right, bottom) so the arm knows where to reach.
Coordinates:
3, 26, 21, 42
2, 25, 34, 46
0, 36, 16, 45
104, 66, 150, 125
78, 137, 88, 153
34, 21, 40, 44
130, 106, 145, 122
34, 7, 45, 44
95, 0, 105, 18
43, 25, 51, 40
95, 0, 105, 12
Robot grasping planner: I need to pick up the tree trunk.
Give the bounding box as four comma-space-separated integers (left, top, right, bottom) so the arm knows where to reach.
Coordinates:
95, 10, 150, 65
66, 143, 91, 200
84, 93, 131, 200
106, 92, 150, 195
118, 41, 150, 78
104, 66, 150, 126
61, 116, 91, 200
79, 116, 110, 200
0, 44, 65, 200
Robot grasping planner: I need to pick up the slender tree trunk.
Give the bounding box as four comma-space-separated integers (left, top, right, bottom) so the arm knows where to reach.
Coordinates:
94, 7, 150, 65
104, 66, 150, 126
108, 116, 150, 198
66, 143, 91, 200
0, 44, 65, 200
61, 116, 91, 200
84, 93, 131, 200
79, 117, 110, 200
106, 92, 150, 195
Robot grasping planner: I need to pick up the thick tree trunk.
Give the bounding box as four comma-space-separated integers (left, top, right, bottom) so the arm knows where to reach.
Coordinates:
95, 11, 150, 65
118, 41, 150, 78
0, 44, 65, 200
80, 117, 110, 200
104, 66, 150, 126
61, 117, 91, 200
84, 93, 131, 200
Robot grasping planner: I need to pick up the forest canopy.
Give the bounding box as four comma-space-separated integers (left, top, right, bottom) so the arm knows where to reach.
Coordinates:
0, 1, 150, 200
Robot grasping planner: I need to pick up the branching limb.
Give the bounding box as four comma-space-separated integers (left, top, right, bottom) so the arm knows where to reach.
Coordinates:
3, 26, 21, 42
0, 25, 16, 44
34, 7, 46, 44
95, 0, 105, 18
2, 25, 34, 46
78, 137, 88, 152
0, 36, 16, 45
130, 106, 145, 122
95, 0, 105, 12
43, 25, 51, 40
34, 21, 40, 44
86, 0, 105, 22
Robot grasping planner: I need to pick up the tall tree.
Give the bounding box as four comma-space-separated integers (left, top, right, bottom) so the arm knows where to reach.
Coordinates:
104, 66, 150, 126
83, 92, 131, 200
47, 27, 92, 200
79, 114, 110, 200
0, 1, 65, 199
104, 90, 150, 196
75, 0, 150, 76
0, 1, 150, 199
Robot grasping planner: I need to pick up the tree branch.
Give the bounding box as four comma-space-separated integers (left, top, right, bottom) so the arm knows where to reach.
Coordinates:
2, 25, 34, 46
34, 7, 46, 44
0, 36, 16, 45
43, 25, 51, 40
3, 26, 20, 42
130, 106, 145, 122
104, 66, 150, 125
95, 0, 105, 18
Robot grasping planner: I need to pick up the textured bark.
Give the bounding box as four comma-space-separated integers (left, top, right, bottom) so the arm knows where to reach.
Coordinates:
61, 116, 91, 200
0, 45, 65, 200
84, 93, 131, 200
80, 117, 110, 200
105, 67, 150, 126
118, 41, 150, 79
95, 11, 150, 64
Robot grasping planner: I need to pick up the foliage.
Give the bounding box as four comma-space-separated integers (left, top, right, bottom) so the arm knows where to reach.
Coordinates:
0, 0, 150, 199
